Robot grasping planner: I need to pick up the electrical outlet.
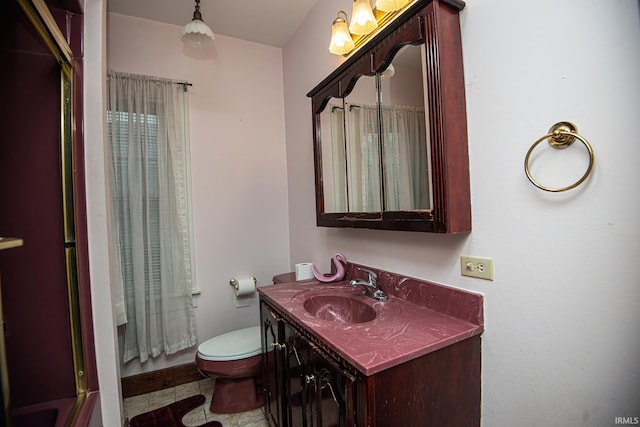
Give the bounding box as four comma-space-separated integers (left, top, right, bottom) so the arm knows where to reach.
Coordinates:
460, 256, 494, 280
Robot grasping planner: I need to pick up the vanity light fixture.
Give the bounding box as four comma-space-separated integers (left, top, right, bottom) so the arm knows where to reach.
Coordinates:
329, 0, 415, 56
349, 0, 378, 35
329, 10, 355, 55
182, 0, 214, 49
375, 0, 411, 12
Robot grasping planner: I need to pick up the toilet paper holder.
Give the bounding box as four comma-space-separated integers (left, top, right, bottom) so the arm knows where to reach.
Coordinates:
229, 277, 257, 287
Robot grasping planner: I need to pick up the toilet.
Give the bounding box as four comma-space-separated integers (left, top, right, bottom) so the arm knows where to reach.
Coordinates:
195, 326, 264, 414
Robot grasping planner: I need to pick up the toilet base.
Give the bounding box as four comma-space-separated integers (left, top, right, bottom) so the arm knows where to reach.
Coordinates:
210, 376, 263, 414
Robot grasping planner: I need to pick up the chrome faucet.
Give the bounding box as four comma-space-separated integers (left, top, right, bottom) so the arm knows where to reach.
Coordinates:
350, 267, 388, 302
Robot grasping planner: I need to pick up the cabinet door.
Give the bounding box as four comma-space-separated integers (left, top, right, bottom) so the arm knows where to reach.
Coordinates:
261, 302, 286, 427
262, 301, 360, 427
293, 331, 357, 427
284, 321, 312, 427
309, 343, 353, 427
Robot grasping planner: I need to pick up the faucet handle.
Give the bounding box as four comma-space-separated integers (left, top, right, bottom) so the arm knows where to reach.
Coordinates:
373, 289, 388, 302
357, 267, 377, 284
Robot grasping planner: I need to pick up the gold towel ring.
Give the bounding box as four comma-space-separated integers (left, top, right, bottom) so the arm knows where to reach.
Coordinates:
524, 122, 595, 192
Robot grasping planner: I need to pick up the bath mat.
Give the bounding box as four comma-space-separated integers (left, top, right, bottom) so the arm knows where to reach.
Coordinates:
129, 394, 222, 427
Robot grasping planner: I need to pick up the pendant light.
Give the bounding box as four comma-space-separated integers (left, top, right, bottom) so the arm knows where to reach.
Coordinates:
182, 0, 214, 49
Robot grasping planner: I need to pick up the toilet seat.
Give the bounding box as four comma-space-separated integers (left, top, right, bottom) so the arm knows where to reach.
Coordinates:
197, 326, 262, 361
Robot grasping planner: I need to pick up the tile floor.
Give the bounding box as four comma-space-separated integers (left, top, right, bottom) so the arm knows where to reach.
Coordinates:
123, 377, 270, 427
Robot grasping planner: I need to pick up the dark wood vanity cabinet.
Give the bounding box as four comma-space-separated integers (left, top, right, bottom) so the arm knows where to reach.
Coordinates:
262, 300, 357, 427
260, 298, 481, 427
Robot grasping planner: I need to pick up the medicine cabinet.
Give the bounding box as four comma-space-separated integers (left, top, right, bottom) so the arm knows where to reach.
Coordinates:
307, 0, 471, 233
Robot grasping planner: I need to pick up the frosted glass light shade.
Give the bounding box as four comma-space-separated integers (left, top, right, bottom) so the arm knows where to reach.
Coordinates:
182, 19, 214, 49
349, 0, 378, 36
329, 12, 355, 55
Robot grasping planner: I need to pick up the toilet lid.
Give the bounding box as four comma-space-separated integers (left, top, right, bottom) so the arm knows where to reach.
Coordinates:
197, 326, 262, 361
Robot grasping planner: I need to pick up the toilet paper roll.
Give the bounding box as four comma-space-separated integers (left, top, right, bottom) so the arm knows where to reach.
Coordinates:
235, 278, 256, 297
295, 263, 314, 280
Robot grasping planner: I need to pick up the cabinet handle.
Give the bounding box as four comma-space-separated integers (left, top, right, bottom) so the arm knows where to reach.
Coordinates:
269, 309, 282, 321
305, 374, 315, 384
291, 345, 302, 366
301, 336, 357, 383
271, 342, 286, 350
319, 370, 340, 406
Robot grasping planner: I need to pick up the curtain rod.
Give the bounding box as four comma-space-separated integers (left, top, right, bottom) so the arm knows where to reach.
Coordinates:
108, 70, 193, 91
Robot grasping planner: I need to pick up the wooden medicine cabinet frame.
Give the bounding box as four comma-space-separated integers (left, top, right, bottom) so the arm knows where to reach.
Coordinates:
307, 0, 471, 233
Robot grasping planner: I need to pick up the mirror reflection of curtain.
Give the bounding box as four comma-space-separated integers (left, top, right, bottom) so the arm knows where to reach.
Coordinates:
347, 104, 381, 212
330, 106, 347, 211
107, 71, 197, 363
345, 103, 428, 212
381, 105, 429, 210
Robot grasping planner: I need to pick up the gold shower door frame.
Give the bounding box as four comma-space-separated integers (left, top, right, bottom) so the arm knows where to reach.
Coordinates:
16, 0, 88, 424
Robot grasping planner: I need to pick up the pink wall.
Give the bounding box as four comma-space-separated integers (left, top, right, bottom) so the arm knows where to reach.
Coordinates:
107, 13, 291, 377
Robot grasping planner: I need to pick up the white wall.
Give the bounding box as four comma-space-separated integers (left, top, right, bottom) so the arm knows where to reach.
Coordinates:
283, 0, 640, 425
84, 1, 123, 425
107, 14, 291, 377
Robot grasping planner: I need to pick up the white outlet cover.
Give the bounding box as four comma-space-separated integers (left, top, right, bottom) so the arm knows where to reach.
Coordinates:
460, 255, 494, 281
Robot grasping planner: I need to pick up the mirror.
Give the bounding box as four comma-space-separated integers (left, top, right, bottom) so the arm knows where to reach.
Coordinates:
319, 96, 348, 212
320, 45, 432, 214
378, 44, 432, 211
344, 74, 381, 212
309, 0, 470, 233
320, 74, 383, 213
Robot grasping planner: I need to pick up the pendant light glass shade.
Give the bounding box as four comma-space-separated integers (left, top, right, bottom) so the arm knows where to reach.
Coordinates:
329, 11, 355, 55
182, 0, 214, 49
349, 0, 378, 36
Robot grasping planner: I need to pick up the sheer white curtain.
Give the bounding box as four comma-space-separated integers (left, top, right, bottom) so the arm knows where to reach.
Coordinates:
380, 105, 429, 210
347, 104, 381, 212
107, 71, 197, 363
330, 105, 347, 211
344, 103, 428, 212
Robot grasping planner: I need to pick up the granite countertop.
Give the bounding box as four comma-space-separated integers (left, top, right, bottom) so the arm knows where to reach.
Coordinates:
259, 276, 483, 376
